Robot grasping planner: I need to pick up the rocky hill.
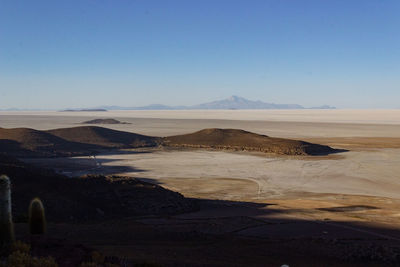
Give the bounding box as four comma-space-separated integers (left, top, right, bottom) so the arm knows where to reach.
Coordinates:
0, 126, 338, 157
0, 126, 160, 157
47, 126, 159, 148
0, 127, 101, 157
163, 128, 337, 155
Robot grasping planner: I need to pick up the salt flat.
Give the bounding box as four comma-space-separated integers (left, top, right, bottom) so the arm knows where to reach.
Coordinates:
3, 109, 400, 124
2, 110, 400, 138
34, 148, 398, 200
25, 146, 400, 230
12, 109, 400, 233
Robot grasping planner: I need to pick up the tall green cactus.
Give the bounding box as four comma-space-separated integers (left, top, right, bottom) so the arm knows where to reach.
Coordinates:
0, 175, 15, 251
29, 198, 46, 235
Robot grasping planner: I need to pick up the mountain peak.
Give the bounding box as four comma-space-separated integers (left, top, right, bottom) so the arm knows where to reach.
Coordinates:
228, 95, 242, 101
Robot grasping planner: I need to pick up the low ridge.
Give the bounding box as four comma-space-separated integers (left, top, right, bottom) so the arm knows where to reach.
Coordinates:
47, 126, 159, 148
0, 126, 338, 157
163, 128, 337, 155
0, 126, 160, 157
0, 127, 100, 157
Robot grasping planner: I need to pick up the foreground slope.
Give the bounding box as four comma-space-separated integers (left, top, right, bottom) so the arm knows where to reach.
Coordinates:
0, 155, 196, 222
163, 128, 337, 155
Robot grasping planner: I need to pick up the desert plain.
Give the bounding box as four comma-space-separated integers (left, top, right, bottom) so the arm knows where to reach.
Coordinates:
2, 109, 400, 266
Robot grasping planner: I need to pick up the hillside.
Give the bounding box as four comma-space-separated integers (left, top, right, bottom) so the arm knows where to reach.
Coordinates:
163, 128, 337, 155
0, 126, 160, 157
47, 126, 159, 148
0, 126, 337, 157
0, 127, 101, 157
0, 155, 196, 222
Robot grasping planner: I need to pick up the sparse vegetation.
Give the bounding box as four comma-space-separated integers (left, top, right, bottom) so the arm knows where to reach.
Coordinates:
6, 250, 58, 267
11, 241, 30, 254
1, 241, 57, 267
79, 251, 120, 267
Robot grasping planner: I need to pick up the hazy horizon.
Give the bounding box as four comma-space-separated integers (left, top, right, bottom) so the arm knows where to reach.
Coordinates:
1, 1, 399, 109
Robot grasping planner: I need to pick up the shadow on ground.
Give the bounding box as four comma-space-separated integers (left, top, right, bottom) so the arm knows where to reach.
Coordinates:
22, 152, 150, 177
15, 197, 400, 267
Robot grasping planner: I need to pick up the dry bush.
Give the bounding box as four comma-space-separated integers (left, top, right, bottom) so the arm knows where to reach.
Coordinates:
7, 250, 57, 267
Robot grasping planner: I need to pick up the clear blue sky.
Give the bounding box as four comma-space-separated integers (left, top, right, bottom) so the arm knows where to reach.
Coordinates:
0, 0, 399, 109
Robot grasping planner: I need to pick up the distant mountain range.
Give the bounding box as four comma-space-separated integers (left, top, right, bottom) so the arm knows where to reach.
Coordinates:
60, 108, 107, 112
95, 96, 336, 110
0, 96, 335, 111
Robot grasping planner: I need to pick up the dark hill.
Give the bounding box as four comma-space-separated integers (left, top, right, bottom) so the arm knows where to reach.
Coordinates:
0, 126, 160, 157
0, 155, 196, 222
0, 127, 100, 157
47, 126, 160, 148
163, 128, 337, 155
81, 118, 130, 124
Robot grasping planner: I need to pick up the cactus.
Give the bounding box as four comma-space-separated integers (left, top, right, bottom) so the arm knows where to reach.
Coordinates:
28, 198, 46, 235
0, 175, 15, 251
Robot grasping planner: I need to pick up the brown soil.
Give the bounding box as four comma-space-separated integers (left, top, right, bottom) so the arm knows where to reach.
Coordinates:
163, 128, 338, 155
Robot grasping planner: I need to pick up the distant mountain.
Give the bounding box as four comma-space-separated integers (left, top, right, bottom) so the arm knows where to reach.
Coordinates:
310, 105, 336, 109
60, 108, 107, 112
1, 96, 335, 111
189, 95, 304, 110
134, 104, 186, 110
87, 96, 335, 110
97, 104, 185, 110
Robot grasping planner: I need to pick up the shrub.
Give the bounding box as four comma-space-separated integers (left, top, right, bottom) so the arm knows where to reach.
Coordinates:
6, 249, 58, 267
11, 241, 30, 254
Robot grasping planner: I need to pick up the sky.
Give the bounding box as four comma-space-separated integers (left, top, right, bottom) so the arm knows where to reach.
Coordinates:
0, 0, 399, 109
